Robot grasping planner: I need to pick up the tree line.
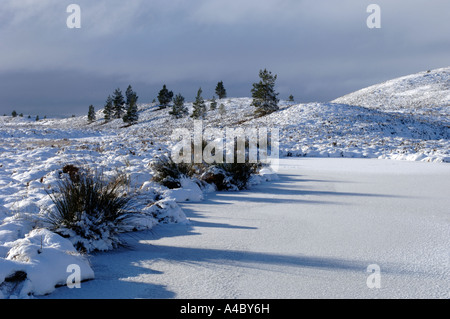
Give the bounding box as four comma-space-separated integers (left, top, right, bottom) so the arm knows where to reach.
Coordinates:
87, 69, 289, 124
163, 70, 282, 120
5, 69, 289, 124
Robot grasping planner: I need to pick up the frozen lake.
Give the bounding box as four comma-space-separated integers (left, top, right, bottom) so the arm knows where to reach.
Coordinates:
43, 158, 450, 299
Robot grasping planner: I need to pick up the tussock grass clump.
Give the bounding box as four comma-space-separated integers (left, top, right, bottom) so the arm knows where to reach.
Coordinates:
46, 166, 133, 252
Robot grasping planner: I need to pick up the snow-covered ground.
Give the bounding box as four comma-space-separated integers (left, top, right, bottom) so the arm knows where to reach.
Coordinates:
0, 67, 449, 298
38, 158, 450, 299
246, 101, 449, 162
333, 67, 450, 125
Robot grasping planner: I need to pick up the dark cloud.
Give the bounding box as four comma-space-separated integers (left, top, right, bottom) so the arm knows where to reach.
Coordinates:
0, 0, 449, 116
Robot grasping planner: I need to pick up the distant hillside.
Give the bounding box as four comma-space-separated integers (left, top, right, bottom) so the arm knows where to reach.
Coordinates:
246, 102, 449, 161
332, 67, 450, 125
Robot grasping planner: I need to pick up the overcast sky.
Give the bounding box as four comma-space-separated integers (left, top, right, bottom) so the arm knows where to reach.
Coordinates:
0, 0, 449, 116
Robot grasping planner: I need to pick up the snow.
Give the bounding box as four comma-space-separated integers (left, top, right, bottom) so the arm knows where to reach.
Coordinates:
0, 66, 449, 298
332, 67, 450, 125
163, 178, 206, 203
0, 228, 94, 298
37, 158, 450, 299
0, 122, 191, 297
246, 101, 449, 162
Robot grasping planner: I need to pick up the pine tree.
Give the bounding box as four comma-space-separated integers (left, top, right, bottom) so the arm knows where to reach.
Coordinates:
35, 115, 39, 121
124, 102, 138, 124
125, 85, 138, 108
191, 87, 207, 119
251, 69, 279, 117
87, 105, 96, 123
169, 93, 188, 118
124, 97, 139, 124
123, 85, 139, 124
103, 95, 113, 122
112, 88, 125, 119
288, 95, 294, 102
210, 96, 217, 110
157, 84, 173, 109
215, 81, 227, 99
11, 110, 17, 117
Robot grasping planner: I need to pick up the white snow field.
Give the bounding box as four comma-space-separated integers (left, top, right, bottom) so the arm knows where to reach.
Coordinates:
332, 67, 449, 125
40, 158, 450, 299
0, 67, 449, 298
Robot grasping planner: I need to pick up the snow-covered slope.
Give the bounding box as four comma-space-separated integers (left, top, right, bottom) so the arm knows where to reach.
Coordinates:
332, 67, 450, 125
246, 102, 449, 162
94, 98, 449, 163
96, 67, 449, 162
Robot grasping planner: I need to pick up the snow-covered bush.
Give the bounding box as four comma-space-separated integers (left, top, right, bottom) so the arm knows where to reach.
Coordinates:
150, 155, 197, 189
151, 154, 263, 191
203, 162, 261, 190
202, 137, 263, 190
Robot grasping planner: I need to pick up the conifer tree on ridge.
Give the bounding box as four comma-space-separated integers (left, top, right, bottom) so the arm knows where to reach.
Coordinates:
169, 93, 188, 118
251, 69, 279, 117
157, 84, 174, 109
88, 105, 96, 123
103, 95, 113, 122
215, 81, 227, 99
123, 85, 139, 124
191, 87, 207, 119
112, 88, 125, 119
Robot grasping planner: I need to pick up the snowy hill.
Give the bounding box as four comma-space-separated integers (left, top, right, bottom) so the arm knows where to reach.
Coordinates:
246, 102, 449, 161
90, 67, 448, 162
86, 98, 449, 163
332, 67, 450, 125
